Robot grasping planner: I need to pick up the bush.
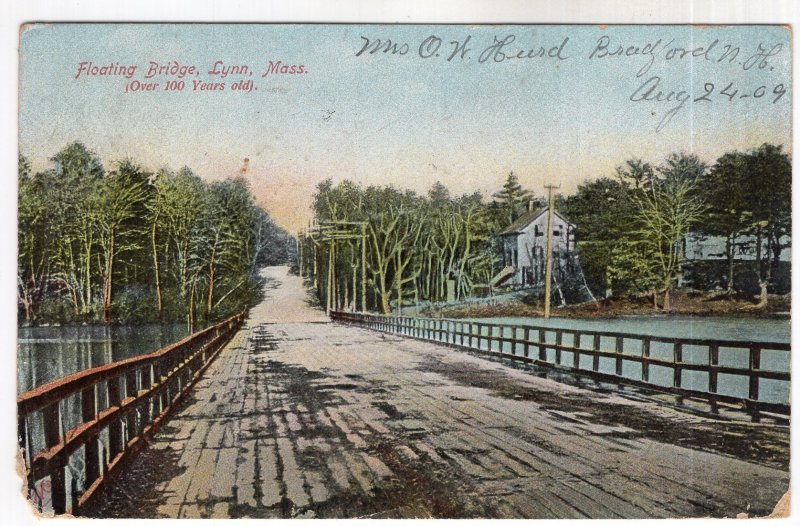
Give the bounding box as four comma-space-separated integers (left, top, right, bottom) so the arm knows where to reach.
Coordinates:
37, 296, 78, 324
114, 285, 160, 325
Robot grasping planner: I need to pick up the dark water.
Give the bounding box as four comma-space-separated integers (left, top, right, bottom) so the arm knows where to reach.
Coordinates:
468, 315, 791, 343
17, 323, 190, 512
17, 324, 189, 394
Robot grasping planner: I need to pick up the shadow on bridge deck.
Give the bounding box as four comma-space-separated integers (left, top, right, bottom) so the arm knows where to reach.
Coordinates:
89, 266, 789, 519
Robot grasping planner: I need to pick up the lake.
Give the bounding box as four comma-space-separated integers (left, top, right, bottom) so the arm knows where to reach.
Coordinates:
17, 324, 189, 394
17, 323, 191, 512
466, 315, 791, 343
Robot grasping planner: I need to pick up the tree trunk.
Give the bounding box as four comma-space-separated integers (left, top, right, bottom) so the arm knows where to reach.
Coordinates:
662, 287, 671, 312
188, 278, 196, 333
725, 234, 735, 294
152, 220, 163, 315
102, 228, 115, 324
377, 273, 390, 314
204, 263, 215, 328
395, 251, 402, 315
755, 227, 768, 308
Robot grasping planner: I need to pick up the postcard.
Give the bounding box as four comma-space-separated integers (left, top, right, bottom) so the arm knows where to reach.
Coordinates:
15, 22, 791, 519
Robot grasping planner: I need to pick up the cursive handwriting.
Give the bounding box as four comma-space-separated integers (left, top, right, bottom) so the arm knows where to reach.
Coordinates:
630, 75, 788, 132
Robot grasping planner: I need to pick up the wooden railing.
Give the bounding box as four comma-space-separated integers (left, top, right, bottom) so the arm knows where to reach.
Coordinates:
331, 311, 790, 422
17, 310, 247, 516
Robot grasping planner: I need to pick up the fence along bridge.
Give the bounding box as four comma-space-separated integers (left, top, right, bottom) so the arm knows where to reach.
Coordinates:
330, 312, 791, 423
17, 266, 789, 518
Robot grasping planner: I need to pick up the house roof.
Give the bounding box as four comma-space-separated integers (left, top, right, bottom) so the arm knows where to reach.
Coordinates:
499, 208, 573, 236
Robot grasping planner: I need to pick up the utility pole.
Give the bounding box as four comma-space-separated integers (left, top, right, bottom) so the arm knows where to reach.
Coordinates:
543, 183, 559, 319
298, 232, 303, 278
326, 240, 334, 315
309, 220, 367, 315
361, 223, 367, 312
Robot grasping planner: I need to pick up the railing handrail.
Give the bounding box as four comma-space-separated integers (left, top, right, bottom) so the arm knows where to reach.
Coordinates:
17, 316, 235, 416
330, 310, 790, 422
17, 309, 248, 515
332, 311, 790, 351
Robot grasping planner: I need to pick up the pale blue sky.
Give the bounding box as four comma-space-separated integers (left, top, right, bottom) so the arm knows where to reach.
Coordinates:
19, 24, 791, 231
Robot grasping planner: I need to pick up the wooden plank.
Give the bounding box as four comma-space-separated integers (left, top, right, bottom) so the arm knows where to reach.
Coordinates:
708, 344, 719, 414
42, 402, 66, 514
749, 345, 762, 422
81, 385, 100, 486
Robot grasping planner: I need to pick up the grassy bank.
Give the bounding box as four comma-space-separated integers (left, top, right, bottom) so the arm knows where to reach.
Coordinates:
425, 290, 791, 319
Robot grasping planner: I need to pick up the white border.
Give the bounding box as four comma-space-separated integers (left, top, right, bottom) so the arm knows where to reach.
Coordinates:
2, 2, 798, 526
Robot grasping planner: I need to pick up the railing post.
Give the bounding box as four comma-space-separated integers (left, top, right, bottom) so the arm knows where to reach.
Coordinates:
497, 326, 502, 354
124, 370, 138, 446
749, 346, 762, 423
708, 344, 719, 414
538, 329, 546, 361
592, 334, 600, 372
18, 413, 34, 500
573, 332, 581, 369
512, 326, 517, 354
140, 364, 153, 428
674, 342, 683, 404
615, 336, 624, 377
107, 377, 123, 462
42, 402, 66, 514
642, 339, 650, 383
468, 323, 473, 348
555, 330, 563, 365
524, 327, 531, 359
159, 360, 169, 413
81, 385, 100, 487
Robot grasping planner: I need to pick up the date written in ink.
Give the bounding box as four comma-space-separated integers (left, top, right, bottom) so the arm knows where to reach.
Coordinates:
629, 75, 788, 132
692, 81, 787, 104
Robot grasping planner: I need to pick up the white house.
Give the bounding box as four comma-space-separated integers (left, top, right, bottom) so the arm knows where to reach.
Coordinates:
683, 233, 791, 262
497, 208, 576, 287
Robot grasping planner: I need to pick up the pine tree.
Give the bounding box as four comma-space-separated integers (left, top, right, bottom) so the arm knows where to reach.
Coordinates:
492, 171, 531, 225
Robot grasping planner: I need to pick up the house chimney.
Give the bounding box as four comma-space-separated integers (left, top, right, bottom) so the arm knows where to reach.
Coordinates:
527, 197, 534, 212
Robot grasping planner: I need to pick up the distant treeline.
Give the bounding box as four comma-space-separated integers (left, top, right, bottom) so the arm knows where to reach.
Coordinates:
18, 142, 295, 327
302, 143, 790, 313
564, 143, 791, 308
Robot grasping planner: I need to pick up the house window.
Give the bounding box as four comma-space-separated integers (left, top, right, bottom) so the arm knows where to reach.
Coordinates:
553, 230, 561, 236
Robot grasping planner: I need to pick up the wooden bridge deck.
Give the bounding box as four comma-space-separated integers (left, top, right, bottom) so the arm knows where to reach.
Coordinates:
91, 266, 789, 519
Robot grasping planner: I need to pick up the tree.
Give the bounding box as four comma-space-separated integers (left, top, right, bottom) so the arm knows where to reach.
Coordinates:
96, 159, 150, 323
18, 144, 291, 326
17, 155, 39, 321
563, 177, 629, 296
47, 143, 105, 317
616, 159, 655, 190
743, 143, 791, 304
492, 171, 532, 226
624, 153, 707, 310
698, 151, 752, 293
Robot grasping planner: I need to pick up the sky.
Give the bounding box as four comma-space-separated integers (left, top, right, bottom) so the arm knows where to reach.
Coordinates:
19, 24, 791, 233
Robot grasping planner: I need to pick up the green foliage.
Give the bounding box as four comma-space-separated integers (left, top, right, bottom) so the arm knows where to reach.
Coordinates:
305, 180, 500, 313
304, 144, 790, 312
570, 146, 790, 303
492, 171, 533, 226
18, 143, 293, 328
563, 178, 628, 242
